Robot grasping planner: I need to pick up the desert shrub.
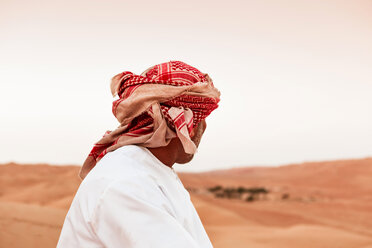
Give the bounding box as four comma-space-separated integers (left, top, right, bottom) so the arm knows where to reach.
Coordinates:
282, 193, 289, 200
208, 185, 223, 192
215, 193, 225, 198
246, 187, 268, 194
223, 187, 235, 194
245, 194, 254, 202
207, 186, 269, 202
237, 186, 245, 194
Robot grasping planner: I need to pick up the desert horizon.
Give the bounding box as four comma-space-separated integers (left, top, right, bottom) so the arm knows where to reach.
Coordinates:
1, 157, 372, 248
2, 1, 372, 247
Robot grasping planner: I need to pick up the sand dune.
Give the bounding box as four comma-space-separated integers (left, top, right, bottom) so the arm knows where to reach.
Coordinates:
0, 201, 65, 248
1, 158, 372, 248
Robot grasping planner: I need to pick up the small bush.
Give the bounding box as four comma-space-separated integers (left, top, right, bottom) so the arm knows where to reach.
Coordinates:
207, 185, 269, 203
215, 193, 225, 198
246, 195, 254, 202
282, 193, 290, 200
237, 187, 245, 194
208, 185, 223, 192
247, 187, 268, 194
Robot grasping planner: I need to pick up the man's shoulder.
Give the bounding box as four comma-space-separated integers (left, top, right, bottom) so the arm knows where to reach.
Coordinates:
76, 165, 168, 218
75, 145, 169, 207
72, 159, 161, 215
86, 145, 148, 179
80, 162, 153, 196
80, 171, 157, 200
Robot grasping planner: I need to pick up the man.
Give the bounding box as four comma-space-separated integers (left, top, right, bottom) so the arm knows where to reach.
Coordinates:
57, 61, 220, 248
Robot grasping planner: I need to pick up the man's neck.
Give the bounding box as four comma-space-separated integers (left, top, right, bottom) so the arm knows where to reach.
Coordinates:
147, 139, 179, 168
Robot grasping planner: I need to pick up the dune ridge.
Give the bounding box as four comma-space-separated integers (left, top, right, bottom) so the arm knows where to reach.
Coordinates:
1, 158, 372, 248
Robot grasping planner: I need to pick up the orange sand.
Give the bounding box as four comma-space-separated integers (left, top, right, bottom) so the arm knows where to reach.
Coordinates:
1, 158, 372, 248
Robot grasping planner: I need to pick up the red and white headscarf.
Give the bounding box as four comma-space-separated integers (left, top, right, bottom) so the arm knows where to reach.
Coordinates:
81, 61, 220, 178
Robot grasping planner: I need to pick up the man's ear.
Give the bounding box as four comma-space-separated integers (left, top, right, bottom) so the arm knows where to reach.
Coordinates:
189, 127, 196, 138
189, 120, 206, 139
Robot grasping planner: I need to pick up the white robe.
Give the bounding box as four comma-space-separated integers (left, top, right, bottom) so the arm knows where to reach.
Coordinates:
57, 145, 213, 248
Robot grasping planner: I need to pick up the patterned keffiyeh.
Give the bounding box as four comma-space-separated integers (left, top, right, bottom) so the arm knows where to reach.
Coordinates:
81, 61, 220, 178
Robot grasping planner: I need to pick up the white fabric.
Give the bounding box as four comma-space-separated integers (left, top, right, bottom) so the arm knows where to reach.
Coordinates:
57, 145, 213, 248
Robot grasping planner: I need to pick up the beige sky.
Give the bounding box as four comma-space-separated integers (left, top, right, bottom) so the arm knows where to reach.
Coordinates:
1, 0, 372, 171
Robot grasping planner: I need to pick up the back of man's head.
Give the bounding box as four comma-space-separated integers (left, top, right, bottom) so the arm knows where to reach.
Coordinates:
80, 61, 220, 179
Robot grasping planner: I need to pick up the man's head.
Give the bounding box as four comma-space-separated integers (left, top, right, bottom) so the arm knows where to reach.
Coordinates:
110, 61, 220, 155
81, 61, 219, 178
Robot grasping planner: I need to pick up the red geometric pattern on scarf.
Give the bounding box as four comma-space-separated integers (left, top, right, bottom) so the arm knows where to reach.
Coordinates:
113, 61, 219, 130
90, 61, 219, 161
